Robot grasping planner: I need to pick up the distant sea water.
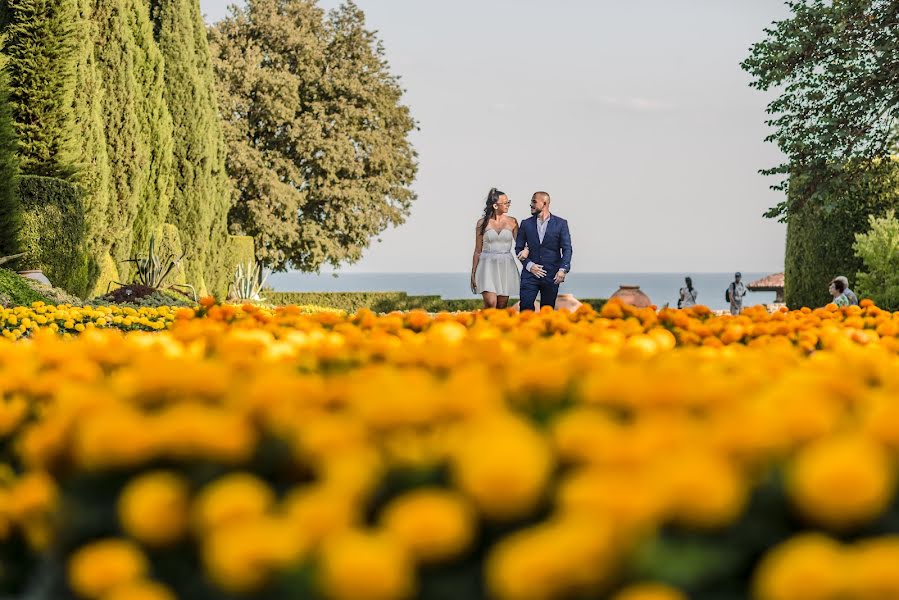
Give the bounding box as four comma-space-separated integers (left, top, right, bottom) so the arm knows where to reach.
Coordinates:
267, 272, 780, 312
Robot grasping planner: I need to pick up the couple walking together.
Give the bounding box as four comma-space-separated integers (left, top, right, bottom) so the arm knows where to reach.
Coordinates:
470, 188, 573, 311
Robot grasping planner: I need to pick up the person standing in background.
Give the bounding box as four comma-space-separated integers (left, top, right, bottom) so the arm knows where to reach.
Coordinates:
678, 276, 698, 308
830, 278, 850, 308
834, 275, 859, 306
727, 272, 747, 315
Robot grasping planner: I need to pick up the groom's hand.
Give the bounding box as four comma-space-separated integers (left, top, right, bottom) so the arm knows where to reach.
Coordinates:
529, 264, 547, 278
554, 269, 567, 284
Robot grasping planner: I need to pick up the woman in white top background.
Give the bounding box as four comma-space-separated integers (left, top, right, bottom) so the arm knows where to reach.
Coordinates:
471, 188, 522, 309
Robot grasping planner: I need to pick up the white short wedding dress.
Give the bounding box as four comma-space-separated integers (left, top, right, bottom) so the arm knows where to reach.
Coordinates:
476, 228, 520, 296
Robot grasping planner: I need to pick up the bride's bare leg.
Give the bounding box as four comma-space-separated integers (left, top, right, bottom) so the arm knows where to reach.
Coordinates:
481, 291, 498, 308
496, 295, 510, 309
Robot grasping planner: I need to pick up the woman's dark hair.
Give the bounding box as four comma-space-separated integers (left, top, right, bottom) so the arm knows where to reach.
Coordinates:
833, 279, 846, 293
479, 188, 505, 236
685, 276, 693, 291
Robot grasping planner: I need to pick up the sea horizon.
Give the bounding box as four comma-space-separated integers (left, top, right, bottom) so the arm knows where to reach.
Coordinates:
268, 271, 785, 311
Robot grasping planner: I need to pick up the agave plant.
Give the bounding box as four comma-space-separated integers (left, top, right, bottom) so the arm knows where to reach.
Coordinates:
229, 261, 268, 302
109, 236, 196, 300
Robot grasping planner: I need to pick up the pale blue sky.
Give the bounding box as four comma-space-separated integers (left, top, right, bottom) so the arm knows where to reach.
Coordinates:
200, 0, 791, 273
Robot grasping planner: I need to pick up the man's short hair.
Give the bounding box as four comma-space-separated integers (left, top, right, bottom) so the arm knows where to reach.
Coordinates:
533, 191, 551, 203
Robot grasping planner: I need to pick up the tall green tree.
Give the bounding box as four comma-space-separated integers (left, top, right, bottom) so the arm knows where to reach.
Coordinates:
94, 0, 145, 276
744, 0, 899, 308
150, 0, 230, 294
0, 54, 19, 257
128, 0, 174, 260
0, 0, 80, 178
71, 0, 112, 291
209, 0, 418, 273
742, 0, 899, 220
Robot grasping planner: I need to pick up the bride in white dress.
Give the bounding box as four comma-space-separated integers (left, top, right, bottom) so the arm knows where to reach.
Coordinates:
470, 188, 526, 309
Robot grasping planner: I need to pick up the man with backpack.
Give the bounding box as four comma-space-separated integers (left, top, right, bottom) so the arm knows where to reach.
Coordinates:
726, 272, 747, 315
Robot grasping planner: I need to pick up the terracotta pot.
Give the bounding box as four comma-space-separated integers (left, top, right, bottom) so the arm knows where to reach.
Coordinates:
610, 284, 653, 308
17, 270, 51, 286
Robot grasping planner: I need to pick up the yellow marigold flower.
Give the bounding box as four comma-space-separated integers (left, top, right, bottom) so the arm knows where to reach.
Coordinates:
0, 395, 29, 437
753, 534, 846, 600
788, 434, 895, 530
8, 471, 57, 521
202, 516, 308, 594
118, 471, 190, 548
486, 517, 616, 600
72, 408, 157, 471
557, 468, 666, 539
68, 539, 149, 599
319, 530, 415, 600
379, 488, 475, 564
661, 451, 747, 529
280, 485, 357, 546
550, 408, 623, 465
619, 333, 661, 360
100, 580, 176, 600
647, 327, 677, 351
611, 583, 688, 600
192, 473, 274, 534
425, 320, 467, 345
319, 447, 384, 504
451, 416, 553, 521
845, 536, 899, 600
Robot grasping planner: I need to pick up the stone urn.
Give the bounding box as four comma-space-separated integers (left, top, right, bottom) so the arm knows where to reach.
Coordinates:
17, 270, 51, 286
610, 284, 653, 308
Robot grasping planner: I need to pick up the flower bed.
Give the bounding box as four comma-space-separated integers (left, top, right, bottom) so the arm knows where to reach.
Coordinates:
0, 300, 897, 600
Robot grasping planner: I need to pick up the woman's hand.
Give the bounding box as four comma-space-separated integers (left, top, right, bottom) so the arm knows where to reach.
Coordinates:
470, 274, 477, 295
517, 246, 529, 260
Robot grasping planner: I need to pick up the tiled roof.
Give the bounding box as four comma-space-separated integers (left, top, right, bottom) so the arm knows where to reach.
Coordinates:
748, 272, 784, 291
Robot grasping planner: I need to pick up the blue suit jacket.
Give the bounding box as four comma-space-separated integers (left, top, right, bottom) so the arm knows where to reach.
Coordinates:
515, 215, 573, 276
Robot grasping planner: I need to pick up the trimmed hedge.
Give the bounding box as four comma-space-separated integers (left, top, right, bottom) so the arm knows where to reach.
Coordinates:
18, 175, 90, 297
265, 292, 607, 313
785, 161, 899, 309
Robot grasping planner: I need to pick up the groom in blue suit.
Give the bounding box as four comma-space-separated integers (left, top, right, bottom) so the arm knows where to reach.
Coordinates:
515, 191, 573, 311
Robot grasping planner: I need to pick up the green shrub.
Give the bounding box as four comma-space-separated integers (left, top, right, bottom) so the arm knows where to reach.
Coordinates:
18, 175, 89, 297
853, 210, 899, 310
0, 268, 51, 306
785, 160, 899, 309
265, 292, 409, 312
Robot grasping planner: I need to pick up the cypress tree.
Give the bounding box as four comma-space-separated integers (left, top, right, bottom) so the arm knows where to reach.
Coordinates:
128, 0, 174, 260
71, 0, 113, 292
94, 0, 145, 278
0, 57, 20, 257
150, 0, 230, 294
0, 0, 80, 178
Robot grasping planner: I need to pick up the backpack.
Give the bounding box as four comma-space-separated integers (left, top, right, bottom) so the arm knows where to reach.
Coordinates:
725, 283, 733, 303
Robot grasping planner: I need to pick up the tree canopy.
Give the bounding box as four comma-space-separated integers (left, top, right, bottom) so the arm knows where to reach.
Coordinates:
742, 0, 899, 220
209, 0, 418, 272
